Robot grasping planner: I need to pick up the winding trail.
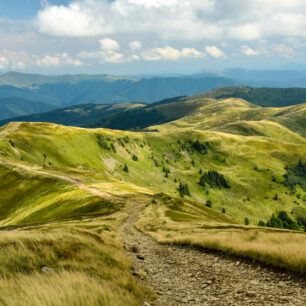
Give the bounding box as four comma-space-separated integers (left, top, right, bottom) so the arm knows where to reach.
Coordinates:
120, 204, 306, 306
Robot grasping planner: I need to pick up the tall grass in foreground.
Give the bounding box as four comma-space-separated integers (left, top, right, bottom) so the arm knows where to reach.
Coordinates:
136, 196, 306, 274
0, 215, 142, 306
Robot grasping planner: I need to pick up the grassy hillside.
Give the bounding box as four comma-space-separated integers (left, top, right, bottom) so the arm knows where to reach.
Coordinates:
89, 94, 306, 138
0, 101, 305, 226
0, 103, 145, 127
0, 96, 305, 304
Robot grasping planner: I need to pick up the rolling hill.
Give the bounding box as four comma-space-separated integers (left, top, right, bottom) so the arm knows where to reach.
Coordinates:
87, 91, 306, 136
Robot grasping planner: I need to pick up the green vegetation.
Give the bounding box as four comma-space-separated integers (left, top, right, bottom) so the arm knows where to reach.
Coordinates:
0, 103, 145, 127
178, 183, 191, 197
191, 140, 209, 155
199, 170, 230, 189
201, 87, 306, 107
266, 211, 300, 231
283, 160, 306, 191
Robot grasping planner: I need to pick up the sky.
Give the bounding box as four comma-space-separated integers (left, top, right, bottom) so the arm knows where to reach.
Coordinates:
1, 0, 306, 75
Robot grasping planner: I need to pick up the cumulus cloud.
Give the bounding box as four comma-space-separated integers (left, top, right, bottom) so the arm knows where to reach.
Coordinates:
100, 38, 120, 51
240, 43, 295, 58
79, 43, 205, 63
241, 45, 260, 56
205, 46, 225, 58
35, 0, 306, 43
0, 50, 84, 69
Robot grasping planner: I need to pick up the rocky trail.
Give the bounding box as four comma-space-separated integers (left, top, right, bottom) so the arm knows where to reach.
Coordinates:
120, 204, 306, 306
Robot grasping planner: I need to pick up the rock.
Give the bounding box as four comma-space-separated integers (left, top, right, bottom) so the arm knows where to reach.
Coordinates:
144, 302, 151, 306
250, 280, 259, 285
137, 255, 145, 260
280, 296, 290, 302
246, 291, 256, 297
236, 261, 240, 266
41, 266, 52, 273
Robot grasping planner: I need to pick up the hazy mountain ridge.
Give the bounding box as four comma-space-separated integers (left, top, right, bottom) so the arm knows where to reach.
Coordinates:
0, 72, 239, 108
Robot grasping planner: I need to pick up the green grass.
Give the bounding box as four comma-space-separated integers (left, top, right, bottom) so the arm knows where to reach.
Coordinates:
0, 165, 122, 226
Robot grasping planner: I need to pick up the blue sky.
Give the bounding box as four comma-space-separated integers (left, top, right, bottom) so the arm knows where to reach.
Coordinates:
1, 0, 306, 75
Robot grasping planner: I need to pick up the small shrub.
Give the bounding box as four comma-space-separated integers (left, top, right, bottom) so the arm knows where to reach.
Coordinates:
123, 164, 129, 173
111, 143, 116, 153
245, 218, 250, 226
205, 200, 212, 208
258, 220, 265, 226
178, 183, 190, 197
222, 208, 226, 214
123, 136, 130, 144
132, 155, 138, 161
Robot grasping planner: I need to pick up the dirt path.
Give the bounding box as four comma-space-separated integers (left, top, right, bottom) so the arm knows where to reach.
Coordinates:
120, 204, 306, 306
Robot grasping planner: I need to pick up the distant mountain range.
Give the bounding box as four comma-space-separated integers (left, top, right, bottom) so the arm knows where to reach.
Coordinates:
0, 71, 239, 120
2, 70, 306, 122
2, 87, 306, 131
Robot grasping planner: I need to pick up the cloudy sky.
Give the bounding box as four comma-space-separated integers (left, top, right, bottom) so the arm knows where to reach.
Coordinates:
1, 0, 306, 74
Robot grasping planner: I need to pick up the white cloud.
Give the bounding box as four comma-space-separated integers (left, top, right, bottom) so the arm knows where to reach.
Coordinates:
271, 44, 295, 58
181, 48, 204, 58
79, 43, 205, 63
241, 45, 260, 56
129, 41, 142, 50
36, 2, 111, 37
35, 0, 306, 43
141, 46, 205, 61
205, 46, 225, 58
0, 50, 84, 69
141, 46, 181, 61
100, 38, 120, 51
240, 43, 295, 58
34, 53, 84, 67
0, 56, 9, 69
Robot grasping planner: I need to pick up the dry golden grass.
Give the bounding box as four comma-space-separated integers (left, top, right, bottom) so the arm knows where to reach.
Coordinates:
0, 211, 143, 306
136, 196, 306, 274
